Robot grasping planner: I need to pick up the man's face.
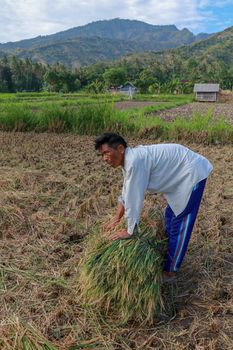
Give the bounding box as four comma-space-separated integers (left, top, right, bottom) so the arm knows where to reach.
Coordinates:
99, 143, 125, 168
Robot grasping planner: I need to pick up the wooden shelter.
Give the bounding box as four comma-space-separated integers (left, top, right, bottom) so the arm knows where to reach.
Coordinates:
194, 83, 220, 102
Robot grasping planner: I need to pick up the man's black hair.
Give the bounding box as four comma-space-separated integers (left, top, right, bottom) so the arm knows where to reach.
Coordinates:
95, 132, 127, 150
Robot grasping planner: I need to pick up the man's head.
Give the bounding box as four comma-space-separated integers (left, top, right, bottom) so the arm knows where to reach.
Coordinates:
95, 133, 127, 168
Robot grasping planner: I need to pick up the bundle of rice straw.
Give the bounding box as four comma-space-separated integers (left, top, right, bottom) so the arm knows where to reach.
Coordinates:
79, 215, 166, 324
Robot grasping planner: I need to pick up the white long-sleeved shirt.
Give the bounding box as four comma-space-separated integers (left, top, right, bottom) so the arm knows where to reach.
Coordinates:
118, 144, 213, 234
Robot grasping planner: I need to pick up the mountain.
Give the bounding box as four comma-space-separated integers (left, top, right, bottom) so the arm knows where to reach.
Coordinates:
175, 26, 233, 65
119, 25, 233, 68
1, 37, 146, 67
0, 18, 210, 67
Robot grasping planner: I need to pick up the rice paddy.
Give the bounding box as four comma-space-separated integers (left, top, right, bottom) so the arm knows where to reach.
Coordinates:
1, 92, 232, 143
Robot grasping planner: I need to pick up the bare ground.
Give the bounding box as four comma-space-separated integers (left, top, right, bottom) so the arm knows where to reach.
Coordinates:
115, 101, 161, 110
115, 100, 233, 123
0, 133, 232, 349
153, 102, 233, 123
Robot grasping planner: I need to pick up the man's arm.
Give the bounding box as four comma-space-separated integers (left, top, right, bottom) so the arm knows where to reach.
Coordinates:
110, 160, 151, 240
123, 162, 150, 235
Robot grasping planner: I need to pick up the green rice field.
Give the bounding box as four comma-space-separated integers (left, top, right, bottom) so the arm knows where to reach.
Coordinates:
0, 92, 232, 144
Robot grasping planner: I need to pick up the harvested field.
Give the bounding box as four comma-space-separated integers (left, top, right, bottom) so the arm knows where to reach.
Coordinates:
152, 102, 233, 123
0, 132, 233, 349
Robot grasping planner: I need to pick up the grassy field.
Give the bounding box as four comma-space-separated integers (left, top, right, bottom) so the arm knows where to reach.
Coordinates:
0, 92, 232, 143
0, 133, 232, 349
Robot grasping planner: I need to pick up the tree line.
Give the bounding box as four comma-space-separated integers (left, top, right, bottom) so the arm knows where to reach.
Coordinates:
1, 54, 233, 94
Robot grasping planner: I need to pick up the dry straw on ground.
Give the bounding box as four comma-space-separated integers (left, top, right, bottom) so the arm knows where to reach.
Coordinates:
0, 132, 232, 349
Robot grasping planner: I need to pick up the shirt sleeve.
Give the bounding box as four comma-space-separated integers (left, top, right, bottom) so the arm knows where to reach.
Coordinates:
118, 171, 126, 206
123, 160, 151, 235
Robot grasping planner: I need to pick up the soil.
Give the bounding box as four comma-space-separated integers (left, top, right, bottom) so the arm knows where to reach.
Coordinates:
115, 100, 161, 110
153, 102, 233, 123
115, 99, 233, 123
0, 132, 232, 349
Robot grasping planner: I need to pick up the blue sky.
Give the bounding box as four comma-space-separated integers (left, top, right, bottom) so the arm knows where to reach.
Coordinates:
200, 1, 233, 33
0, 0, 233, 43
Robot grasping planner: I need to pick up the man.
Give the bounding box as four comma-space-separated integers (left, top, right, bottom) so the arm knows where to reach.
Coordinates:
95, 132, 213, 281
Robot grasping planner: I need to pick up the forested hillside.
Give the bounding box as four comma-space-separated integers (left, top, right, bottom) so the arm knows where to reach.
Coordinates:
0, 37, 144, 68
0, 18, 209, 67
0, 24, 232, 93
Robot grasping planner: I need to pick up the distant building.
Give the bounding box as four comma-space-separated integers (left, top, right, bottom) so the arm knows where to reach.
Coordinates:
108, 82, 137, 99
119, 82, 137, 99
194, 83, 220, 102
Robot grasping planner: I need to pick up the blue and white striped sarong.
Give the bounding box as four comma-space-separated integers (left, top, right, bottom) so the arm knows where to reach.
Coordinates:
164, 178, 207, 272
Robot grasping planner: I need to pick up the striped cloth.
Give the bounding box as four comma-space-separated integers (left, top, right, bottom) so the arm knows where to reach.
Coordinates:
164, 178, 206, 272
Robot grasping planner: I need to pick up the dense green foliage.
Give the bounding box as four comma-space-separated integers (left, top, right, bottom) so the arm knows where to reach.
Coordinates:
0, 56, 46, 92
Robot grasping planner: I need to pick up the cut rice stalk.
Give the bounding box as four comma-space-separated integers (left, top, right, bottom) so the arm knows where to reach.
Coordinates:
79, 222, 166, 324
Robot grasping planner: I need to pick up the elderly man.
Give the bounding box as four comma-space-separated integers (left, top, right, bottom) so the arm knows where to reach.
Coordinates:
95, 132, 213, 281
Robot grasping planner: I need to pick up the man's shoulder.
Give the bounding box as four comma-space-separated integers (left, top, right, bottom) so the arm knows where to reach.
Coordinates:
124, 146, 150, 171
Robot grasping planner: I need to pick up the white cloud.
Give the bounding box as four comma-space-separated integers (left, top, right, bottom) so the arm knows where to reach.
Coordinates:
0, 0, 232, 43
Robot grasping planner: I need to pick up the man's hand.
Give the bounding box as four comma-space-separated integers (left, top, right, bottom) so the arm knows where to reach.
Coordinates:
103, 203, 125, 231
103, 218, 120, 230
110, 229, 132, 240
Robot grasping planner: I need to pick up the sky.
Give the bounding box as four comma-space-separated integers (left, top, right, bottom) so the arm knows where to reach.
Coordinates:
0, 0, 233, 43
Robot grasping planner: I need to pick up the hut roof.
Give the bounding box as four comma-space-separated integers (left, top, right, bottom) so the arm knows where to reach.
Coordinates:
119, 82, 136, 89
194, 83, 220, 92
